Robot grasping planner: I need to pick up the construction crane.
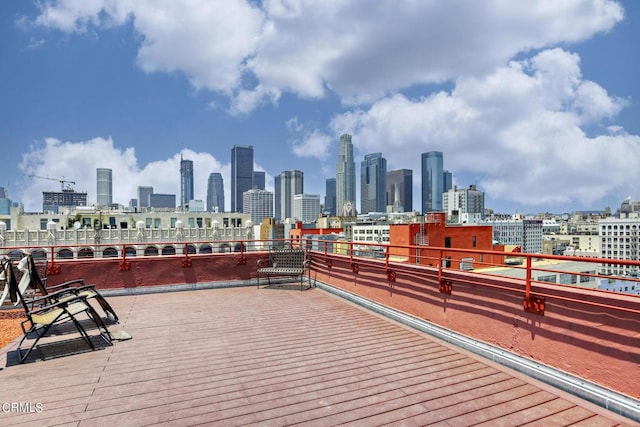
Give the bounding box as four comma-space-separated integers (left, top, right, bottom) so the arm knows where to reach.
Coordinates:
27, 174, 76, 191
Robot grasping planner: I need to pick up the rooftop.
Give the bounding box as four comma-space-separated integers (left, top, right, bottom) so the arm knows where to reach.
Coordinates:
0, 285, 634, 425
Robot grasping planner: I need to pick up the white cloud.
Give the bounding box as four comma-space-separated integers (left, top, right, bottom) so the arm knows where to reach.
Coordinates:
325, 48, 638, 209
292, 130, 332, 161
29, 0, 623, 110
17, 137, 230, 212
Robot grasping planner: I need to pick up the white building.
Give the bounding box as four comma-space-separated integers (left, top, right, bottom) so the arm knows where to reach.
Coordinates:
443, 184, 485, 224
599, 216, 640, 277
293, 193, 320, 224
483, 218, 543, 254
243, 189, 273, 225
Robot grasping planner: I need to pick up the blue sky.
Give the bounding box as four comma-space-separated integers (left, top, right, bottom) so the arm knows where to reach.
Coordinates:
1, 0, 638, 215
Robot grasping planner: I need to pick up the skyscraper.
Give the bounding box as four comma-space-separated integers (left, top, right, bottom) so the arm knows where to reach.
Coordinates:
137, 186, 153, 211
360, 152, 387, 214
96, 168, 112, 207
180, 155, 194, 209
387, 169, 413, 212
276, 170, 304, 221
252, 171, 265, 190
336, 133, 356, 216
206, 172, 225, 212
324, 178, 336, 216
421, 151, 444, 213
231, 145, 254, 213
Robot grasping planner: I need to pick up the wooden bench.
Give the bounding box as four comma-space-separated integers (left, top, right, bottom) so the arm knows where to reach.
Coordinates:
256, 248, 310, 290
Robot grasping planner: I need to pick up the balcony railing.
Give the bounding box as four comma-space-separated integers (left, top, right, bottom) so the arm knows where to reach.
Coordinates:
1, 237, 639, 408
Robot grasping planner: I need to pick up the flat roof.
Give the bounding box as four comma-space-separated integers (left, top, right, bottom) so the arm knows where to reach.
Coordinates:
0, 286, 633, 425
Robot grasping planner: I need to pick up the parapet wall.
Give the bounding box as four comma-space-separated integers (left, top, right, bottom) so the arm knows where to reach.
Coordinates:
45, 251, 640, 399
310, 253, 640, 400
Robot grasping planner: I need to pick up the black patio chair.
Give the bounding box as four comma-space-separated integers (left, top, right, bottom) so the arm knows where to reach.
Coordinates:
21, 253, 119, 322
1, 257, 113, 363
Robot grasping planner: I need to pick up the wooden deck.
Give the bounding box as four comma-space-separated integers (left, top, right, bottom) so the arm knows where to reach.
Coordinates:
0, 285, 633, 426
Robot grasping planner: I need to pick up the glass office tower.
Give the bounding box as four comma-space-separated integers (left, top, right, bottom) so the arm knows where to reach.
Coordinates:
231, 145, 254, 213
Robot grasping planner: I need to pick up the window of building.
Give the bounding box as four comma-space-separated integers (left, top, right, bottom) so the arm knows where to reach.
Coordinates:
444, 237, 451, 248
472, 236, 477, 247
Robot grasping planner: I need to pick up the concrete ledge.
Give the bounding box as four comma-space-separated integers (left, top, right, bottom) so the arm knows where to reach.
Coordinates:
314, 280, 640, 423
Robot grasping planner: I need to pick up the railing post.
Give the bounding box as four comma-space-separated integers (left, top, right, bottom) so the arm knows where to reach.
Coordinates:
237, 241, 247, 265
438, 248, 452, 294
47, 245, 61, 275
119, 244, 131, 271
350, 241, 358, 274
385, 245, 396, 282
523, 254, 545, 315
182, 243, 192, 268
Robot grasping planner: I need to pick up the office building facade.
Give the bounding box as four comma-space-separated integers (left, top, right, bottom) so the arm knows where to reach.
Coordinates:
252, 171, 265, 190
360, 153, 387, 214
231, 145, 254, 213
386, 169, 412, 213
180, 156, 194, 209
96, 168, 113, 207
293, 193, 321, 223
137, 186, 154, 210
276, 170, 304, 221
336, 133, 356, 216
443, 184, 485, 223
149, 193, 176, 209
421, 151, 451, 213
206, 172, 225, 213
324, 178, 336, 216
43, 191, 88, 214
243, 188, 273, 225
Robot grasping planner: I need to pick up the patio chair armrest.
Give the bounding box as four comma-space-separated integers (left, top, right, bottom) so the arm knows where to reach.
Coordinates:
47, 278, 86, 290
257, 258, 270, 268
27, 294, 88, 314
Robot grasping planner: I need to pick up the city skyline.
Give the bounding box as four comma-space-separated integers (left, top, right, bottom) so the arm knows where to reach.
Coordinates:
1, 1, 639, 215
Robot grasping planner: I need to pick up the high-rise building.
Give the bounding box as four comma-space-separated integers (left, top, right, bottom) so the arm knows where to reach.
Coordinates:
243, 188, 273, 224
206, 172, 225, 213
231, 145, 254, 213
137, 186, 153, 210
421, 151, 445, 213
336, 133, 356, 216
324, 178, 336, 216
443, 184, 485, 223
276, 170, 304, 221
252, 171, 265, 190
96, 168, 113, 207
293, 194, 321, 223
180, 155, 194, 209
0, 188, 12, 215
443, 170, 453, 195
274, 174, 282, 220
386, 169, 412, 212
360, 152, 387, 214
